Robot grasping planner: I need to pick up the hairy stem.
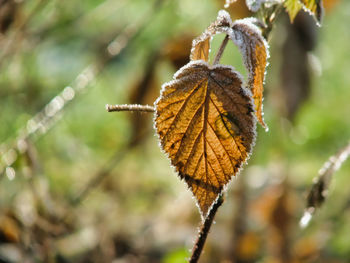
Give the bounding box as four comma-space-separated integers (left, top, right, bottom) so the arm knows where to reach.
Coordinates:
213, 35, 229, 65
189, 194, 224, 263
106, 104, 155, 112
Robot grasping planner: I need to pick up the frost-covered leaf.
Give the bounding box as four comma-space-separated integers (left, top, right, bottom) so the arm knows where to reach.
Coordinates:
245, 0, 282, 12
190, 10, 233, 62
230, 18, 269, 130
300, 0, 323, 25
155, 61, 256, 218
245, 0, 266, 12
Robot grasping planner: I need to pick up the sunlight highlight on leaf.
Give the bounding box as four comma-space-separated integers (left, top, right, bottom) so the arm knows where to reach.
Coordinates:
284, 0, 303, 22
284, 0, 324, 25
155, 61, 256, 218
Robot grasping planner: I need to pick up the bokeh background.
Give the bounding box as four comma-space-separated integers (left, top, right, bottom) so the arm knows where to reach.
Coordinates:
0, 0, 349, 262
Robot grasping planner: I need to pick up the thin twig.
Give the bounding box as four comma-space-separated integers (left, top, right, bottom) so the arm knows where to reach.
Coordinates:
300, 141, 350, 227
106, 104, 155, 113
213, 35, 229, 65
190, 194, 224, 263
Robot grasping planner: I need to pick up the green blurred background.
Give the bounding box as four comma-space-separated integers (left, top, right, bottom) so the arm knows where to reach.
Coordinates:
0, 0, 349, 262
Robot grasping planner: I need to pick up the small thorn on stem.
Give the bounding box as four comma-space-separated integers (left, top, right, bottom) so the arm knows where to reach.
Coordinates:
106, 104, 155, 113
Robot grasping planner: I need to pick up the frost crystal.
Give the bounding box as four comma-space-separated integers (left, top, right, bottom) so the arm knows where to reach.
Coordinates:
229, 18, 270, 129
245, 0, 281, 12
230, 18, 269, 75
216, 10, 233, 28
246, 0, 265, 12
190, 10, 233, 61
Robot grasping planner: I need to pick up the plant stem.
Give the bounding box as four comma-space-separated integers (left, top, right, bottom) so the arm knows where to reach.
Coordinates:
106, 104, 155, 112
213, 35, 229, 65
189, 194, 224, 263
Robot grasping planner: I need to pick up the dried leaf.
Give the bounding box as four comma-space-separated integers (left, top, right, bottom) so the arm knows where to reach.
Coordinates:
155, 61, 256, 218
190, 10, 269, 129
230, 18, 269, 130
190, 10, 233, 62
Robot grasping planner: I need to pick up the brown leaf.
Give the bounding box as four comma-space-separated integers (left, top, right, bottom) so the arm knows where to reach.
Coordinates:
190, 11, 269, 129
190, 10, 233, 62
231, 18, 269, 130
155, 61, 256, 218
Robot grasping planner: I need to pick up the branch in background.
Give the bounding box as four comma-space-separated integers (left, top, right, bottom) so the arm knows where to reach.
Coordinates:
0, 0, 48, 67
0, 0, 165, 179
106, 104, 155, 113
300, 141, 350, 227
70, 128, 151, 207
189, 194, 224, 263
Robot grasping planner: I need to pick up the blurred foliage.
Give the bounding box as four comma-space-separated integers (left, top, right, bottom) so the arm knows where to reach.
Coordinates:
0, 0, 350, 262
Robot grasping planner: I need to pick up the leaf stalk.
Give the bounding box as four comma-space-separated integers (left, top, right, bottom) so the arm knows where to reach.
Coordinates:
213, 35, 229, 65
